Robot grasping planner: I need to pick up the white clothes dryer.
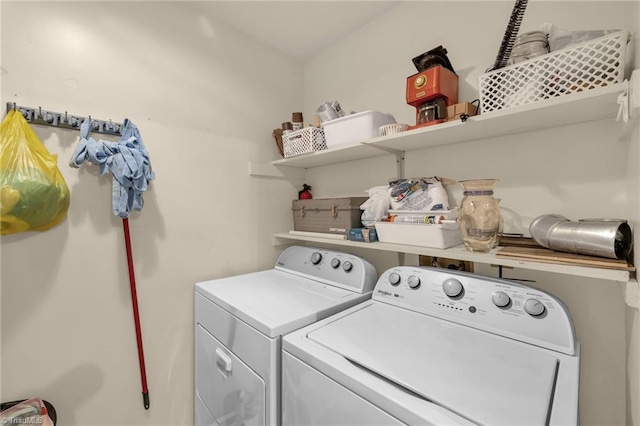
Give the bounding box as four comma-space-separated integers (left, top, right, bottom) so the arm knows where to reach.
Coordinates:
195, 246, 378, 426
283, 266, 580, 426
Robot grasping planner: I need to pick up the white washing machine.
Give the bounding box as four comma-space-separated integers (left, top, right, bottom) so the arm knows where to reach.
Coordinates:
283, 266, 580, 425
195, 245, 378, 426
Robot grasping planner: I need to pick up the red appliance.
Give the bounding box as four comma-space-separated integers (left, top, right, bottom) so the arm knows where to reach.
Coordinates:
406, 65, 459, 129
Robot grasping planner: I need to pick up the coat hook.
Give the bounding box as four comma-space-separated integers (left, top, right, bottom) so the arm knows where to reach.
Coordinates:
4, 104, 123, 135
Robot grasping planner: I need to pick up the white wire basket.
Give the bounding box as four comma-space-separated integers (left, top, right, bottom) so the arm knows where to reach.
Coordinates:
479, 31, 630, 113
283, 127, 327, 158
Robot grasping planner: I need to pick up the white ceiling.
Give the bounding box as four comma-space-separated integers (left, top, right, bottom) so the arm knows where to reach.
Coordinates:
195, 1, 400, 60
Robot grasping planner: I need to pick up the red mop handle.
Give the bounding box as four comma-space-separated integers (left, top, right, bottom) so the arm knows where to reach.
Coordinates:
122, 217, 150, 410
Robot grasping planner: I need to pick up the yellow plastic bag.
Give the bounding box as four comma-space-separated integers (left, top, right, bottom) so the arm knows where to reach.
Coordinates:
0, 109, 70, 235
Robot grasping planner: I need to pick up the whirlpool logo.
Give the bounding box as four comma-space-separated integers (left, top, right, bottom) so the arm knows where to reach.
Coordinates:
377, 290, 393, 296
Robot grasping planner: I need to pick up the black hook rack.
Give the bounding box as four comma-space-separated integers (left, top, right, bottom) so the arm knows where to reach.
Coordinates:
6, 103, 123, 136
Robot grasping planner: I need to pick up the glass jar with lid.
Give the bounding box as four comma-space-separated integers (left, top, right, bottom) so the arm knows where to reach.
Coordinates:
508, 31, 549, 65
457, 179, 503, 253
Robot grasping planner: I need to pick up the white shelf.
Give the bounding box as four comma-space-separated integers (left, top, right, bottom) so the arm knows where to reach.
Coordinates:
273, 232, 633, 283
270, 79, 636, 283
271, 140, 391, 169
271, 82, 628, 169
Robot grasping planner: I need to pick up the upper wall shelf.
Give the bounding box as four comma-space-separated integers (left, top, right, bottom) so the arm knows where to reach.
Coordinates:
271, 82, 629, 169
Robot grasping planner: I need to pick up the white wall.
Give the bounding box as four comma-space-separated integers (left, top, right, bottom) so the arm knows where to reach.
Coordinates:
2, 1, 639, 425
625, 5, 640, 424
0, 2, 301, 425
303, 2, 639, 425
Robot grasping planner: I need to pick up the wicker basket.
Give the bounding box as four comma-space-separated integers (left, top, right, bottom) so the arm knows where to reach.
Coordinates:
283, 127, 327, 158
479, 31, 630, 113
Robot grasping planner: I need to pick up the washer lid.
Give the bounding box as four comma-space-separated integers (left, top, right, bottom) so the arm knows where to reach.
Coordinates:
308, 303, 558, 425
195, 270, 366, 338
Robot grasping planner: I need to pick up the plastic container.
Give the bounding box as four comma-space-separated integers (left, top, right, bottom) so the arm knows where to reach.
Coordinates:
479, 31, 629, 113
292, 112, 303, 131
374, 221, 463, 249
388, 208, 458, 219
283, 127, 327, 158
379, 123, 409, 137
321, 111, 396, 148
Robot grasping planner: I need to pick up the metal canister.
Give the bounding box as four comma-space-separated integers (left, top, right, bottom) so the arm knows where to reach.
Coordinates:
509, 31, 549, 64
316, 100, 345, 123
529, 214, 632, 259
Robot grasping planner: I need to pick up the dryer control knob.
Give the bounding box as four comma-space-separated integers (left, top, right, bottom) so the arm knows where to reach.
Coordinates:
442, 278, 463, 298
389, 272, 401, 286
342, 261, 353, 272
524, 298, 546, 316
492, 291, 511, 308
330, 258, 341, 269
407, 275, 421, 289
310, 252, 323, 265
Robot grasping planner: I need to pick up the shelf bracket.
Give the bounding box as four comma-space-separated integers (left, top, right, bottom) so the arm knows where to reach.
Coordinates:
629, 69, 640, 115
248, 162, 306, 180
618, 71, 640, 142
366, 145, 405, 179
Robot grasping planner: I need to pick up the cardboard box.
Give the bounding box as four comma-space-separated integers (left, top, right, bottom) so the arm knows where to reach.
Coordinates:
446, 102, 479, 122
292, 197, 368, 235
349, 228, 379, 243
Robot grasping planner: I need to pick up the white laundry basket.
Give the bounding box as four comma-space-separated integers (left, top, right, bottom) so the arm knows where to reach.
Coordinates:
283, 127, 327, 158
479, 31, 630, 113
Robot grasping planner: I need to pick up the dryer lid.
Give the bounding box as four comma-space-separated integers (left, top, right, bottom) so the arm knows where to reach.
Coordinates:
196, 270, 367, 338
308, 303, 559, 425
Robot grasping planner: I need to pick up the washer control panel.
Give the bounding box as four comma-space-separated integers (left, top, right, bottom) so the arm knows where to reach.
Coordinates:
373, 266, 576, 355
275, 246, 378, 294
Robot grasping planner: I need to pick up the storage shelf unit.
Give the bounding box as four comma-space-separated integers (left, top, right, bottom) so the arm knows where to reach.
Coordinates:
271, 82, 628, 169
273, 232, 632, 282
271, 79, 637, 283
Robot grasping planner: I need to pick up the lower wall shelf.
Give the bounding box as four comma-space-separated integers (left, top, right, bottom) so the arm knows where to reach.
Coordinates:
273, 232, 634, 283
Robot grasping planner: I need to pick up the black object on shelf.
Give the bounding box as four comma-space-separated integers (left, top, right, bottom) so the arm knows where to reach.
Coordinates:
411, 46, 455, 74
487, 0, 529, 71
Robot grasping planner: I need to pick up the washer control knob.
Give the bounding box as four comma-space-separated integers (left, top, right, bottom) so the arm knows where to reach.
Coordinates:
492, 291, 511, 308
388, 272, 401, 286
330, 258, 341, 269
407, 275, 421, 289
442, 278, 463, 298
342, 261, 353, 272
310, 252, 323, 265
524, 298, 546, 316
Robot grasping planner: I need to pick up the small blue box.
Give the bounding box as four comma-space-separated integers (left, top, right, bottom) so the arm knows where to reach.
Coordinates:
349, 228, 378, 243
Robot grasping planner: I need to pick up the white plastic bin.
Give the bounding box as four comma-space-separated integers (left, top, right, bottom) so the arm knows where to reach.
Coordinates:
321, 111, 396, 148
283, 127, 327, 158
375, 221, 463, 249
479, 31, 630, 113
